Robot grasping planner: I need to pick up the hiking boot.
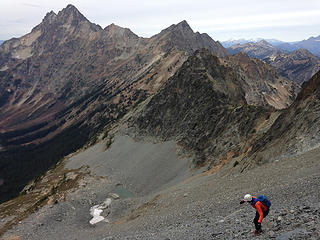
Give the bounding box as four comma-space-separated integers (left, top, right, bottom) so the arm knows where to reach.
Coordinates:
254, 229, 263, 236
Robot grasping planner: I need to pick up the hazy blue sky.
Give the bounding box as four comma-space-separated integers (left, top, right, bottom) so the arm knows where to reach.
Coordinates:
1, 0, 320, 42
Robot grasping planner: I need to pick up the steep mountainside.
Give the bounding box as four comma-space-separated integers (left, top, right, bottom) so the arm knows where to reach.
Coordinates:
129, 49, 277, 167
0, 5, 228, 203
228, 41, 320, 84
242, 70, 320, 169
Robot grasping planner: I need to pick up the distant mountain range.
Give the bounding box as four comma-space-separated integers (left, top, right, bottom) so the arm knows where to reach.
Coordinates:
0, 40, 4, 45
227, 40, 320, 85
277, 35, 320, 56
222, 35, 320, 57
221, 38, 285, 48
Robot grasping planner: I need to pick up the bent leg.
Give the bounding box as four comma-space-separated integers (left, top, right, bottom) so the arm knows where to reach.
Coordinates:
253, 211, 261, 231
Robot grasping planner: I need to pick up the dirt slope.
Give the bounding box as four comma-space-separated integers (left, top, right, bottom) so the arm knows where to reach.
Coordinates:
1, 130, 319, 240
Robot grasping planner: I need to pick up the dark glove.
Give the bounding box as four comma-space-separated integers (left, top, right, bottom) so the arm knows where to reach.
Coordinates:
240, 200, 245, 204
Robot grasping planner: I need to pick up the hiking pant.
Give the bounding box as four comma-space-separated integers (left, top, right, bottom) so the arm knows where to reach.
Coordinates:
253, 209, 269, 231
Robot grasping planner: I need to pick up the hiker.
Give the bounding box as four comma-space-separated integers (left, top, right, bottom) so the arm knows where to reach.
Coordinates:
240, 194, 271, 235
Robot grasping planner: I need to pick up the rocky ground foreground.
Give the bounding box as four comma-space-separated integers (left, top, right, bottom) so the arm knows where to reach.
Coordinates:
1, 134, 320, 240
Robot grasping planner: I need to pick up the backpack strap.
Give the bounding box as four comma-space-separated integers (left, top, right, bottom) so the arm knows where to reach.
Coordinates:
251, 197, 258, 206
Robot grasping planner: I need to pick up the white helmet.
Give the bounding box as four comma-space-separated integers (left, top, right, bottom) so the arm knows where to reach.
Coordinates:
244, 194, 252, 202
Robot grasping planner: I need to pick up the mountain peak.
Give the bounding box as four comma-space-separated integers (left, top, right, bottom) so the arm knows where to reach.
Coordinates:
57, 4, 87, 22
258, 40, 272, 46
231, 51, 251, 61
290, 48, 314, 58
42, 10, 57, 25
176, 20, 190, 28
104, 23, 139, 39
173, 20, 193, 32
105, 23, 125, 31
64, 4, 81, 13
160, 20, 194, 36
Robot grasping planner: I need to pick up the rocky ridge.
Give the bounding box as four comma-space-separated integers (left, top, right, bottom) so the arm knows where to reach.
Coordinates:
129, 49, 278, 167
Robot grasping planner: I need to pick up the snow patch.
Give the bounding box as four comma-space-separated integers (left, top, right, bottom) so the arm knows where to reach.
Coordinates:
89, 198, 112, 225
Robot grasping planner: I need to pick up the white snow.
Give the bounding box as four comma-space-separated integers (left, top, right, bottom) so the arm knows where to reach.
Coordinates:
89, 198, 112, 225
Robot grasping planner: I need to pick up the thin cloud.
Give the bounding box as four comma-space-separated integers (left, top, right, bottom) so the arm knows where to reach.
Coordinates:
192, 10, 320, 29
21, 3, 42, 8
0, 1, 319, 41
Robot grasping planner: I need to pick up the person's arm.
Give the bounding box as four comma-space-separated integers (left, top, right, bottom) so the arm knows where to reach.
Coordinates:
240, 200, 245, 204
255, 202, 264, 223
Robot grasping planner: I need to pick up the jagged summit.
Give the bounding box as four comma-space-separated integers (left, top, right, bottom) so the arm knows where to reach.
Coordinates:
104, 23, 139, 39
59, 4, 84, 17
159, 20, 194, 36
174, 20, 193, 31
32, 4, 101, 34
56, 4, 89, 25
152, 20, 228, 56
42, 10, 57, 23
257, 39, 272, 46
